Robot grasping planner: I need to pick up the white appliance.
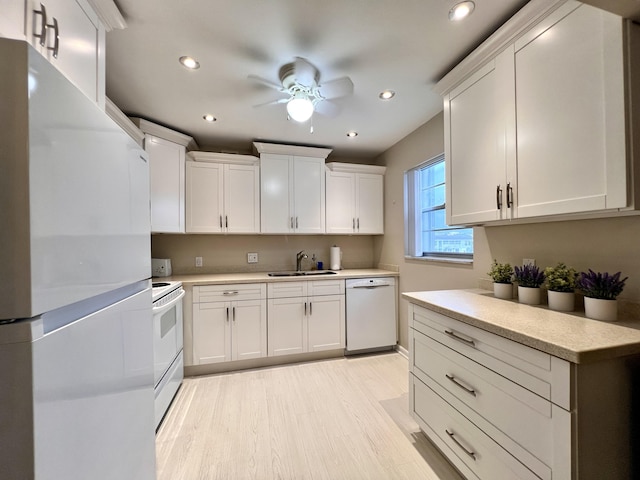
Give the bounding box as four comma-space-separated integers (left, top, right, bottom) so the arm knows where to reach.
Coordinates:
345, 277, 397, 353
0, 39, 155, 479
152, 281, 185, 429
152, 258, 173, 277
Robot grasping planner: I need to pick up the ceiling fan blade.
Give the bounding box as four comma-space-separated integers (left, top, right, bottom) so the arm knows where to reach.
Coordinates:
253, 97, 290, 108
314, 99, 341, 118
248, 74, 286, 92
317, 77, 354, 99
293, 57, 318, 87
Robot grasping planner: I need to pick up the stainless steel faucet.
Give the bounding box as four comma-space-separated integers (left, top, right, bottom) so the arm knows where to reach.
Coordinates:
296, 250, 308, 271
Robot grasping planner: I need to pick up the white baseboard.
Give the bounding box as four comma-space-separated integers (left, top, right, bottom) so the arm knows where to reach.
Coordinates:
395, 344, 408, 359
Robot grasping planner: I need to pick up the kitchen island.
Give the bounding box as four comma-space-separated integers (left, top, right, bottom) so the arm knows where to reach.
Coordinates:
403, 289, 640, 480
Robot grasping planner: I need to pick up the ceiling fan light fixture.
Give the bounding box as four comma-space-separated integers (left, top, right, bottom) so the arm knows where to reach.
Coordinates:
179, 56, 200, 69
449, 1, 475, 21
346, 131, 358, 138
379, 90, 395, 100
286, 94, 314, 122
203, 114, 217, 122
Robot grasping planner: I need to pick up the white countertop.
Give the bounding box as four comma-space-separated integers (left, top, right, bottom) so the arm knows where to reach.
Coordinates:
402, 289, 640, 364
161, 269, 399, 286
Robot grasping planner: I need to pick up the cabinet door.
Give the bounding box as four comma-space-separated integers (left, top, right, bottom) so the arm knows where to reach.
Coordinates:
445, 47, 516, 225
267, 297, 307, 356
293, 156, 325, 234
326, 170, 356, 234
26, 0, 104, 106
260, 154, 292, 233
186, 161, 224, 233
225, 163, 260, 233
0, 0, 26, 39
355, 173, 384, 234
147, 135, 185, 233
514, 3, 626, 217
192, 302, 231, 364
231, 299, 267, 361
307, 294, 345, 352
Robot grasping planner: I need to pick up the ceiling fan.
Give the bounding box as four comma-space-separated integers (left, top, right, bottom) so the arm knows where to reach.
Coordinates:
249, 57, 354, 125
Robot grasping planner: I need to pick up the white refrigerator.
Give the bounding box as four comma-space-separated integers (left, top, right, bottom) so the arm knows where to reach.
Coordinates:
0, 39, 156, 479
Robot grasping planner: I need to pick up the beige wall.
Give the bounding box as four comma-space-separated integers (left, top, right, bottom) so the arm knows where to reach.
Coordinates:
375, 111, 640, 350
152, 234, 376, 275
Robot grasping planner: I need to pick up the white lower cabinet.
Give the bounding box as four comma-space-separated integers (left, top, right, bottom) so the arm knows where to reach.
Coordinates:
267, 280, 345, 357
192, 284, 267, 364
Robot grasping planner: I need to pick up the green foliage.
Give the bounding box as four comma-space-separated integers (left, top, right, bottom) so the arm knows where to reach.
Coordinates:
488, 260, 513, 284
544, 263, 578, 293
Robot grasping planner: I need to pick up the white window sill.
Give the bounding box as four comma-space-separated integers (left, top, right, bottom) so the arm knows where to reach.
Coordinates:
404, 255, 473, 266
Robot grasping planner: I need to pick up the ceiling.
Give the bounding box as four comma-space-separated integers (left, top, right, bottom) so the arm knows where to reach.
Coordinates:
106, 0, 530, 159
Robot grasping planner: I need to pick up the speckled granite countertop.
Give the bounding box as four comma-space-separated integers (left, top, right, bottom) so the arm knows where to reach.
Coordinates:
402, 289, 640, 364
162, 269, 398, 286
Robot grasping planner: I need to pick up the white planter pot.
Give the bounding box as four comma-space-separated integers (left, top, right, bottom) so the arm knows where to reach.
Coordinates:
584, 297, 618, 322
518, 286, 541, 305
547, 291, 575, 312
493, 282, 513, 300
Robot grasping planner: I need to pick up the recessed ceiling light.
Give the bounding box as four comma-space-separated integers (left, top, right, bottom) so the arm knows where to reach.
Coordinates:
203, 114, 216, 122
346, 131, 358, 138
379, 90, 395, 100
449, 1, 475, 21
179, 56, 200, 69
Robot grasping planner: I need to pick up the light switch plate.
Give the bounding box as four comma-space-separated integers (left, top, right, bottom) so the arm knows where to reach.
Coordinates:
523, 258, 536, 266
247, 252, 259, 263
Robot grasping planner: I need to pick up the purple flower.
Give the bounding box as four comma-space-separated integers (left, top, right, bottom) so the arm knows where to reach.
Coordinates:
576, 270, 628, 300
514, 264, 545, 288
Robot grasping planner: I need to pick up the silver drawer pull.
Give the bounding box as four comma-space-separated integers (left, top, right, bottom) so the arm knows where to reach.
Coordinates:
444, 329, 476, 347
223, 291, 239, 295
445, 374, 477, 397
446, 429, 476, 460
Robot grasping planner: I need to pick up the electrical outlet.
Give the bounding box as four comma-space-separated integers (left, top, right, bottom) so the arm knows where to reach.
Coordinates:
195, 256, 203, 267
523, 258, 536, 266
247, 252, 258, 264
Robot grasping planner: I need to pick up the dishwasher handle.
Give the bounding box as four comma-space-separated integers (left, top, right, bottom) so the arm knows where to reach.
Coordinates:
351, 284, 391, 289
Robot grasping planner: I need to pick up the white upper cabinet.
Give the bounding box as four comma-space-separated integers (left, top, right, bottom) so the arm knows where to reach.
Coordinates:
133, 118, 197, 234
514, 2, 626, 217
254, 142, 332, 234
444, 47, 516, 225
186, 152, 260, 234
1, 0, 126, 108
437, 0, 638, 225
326, 163, 386, 234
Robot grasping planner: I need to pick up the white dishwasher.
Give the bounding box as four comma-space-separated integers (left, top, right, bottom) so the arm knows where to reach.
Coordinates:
345, 277, 397, 354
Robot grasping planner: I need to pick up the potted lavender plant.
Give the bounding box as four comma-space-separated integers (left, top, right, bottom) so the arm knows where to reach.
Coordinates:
488, 260, 514, 299
544, 263, 578, 312
514, 264, 545, 305
576, 270, 628, 321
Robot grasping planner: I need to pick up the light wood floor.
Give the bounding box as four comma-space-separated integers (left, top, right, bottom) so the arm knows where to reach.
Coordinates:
156, 352, 463, 480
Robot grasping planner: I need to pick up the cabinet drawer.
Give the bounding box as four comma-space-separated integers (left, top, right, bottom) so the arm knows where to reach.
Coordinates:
307, 279, 344, 296
412, 329, 570, 477
411, 375, 541, 480
268, 281, 307, 298
410, 304, 570, 409
194, 283, 266, 302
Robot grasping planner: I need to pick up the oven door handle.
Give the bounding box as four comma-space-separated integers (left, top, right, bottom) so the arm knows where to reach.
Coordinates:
152, 289, 185, 315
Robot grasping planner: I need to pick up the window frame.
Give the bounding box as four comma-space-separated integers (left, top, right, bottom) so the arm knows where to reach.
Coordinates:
404, 153, 473, 263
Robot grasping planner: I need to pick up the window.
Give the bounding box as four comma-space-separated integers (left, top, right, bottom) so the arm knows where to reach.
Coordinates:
404, 154, 473, 260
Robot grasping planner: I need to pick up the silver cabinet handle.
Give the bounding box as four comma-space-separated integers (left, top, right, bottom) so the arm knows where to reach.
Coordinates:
222, 291, 239, 296
290, 217, 294, 229
444, 329, 476, 347
309, 302, 312, 315
33, 3, 48, 46
46, 17, 59, 58
445, 374, 477, 397
304, 302, 307, 316
226, 307, 229, 322
232, 306, 235, 321
225, 215, 228, 228
357, 218, 360, 230
295, 216, 299, 229
506, 182, 513, 209
352, 218, 355, 230
446, 430, 476, 460
219, 215, 223, 228
496, 184, 503, 210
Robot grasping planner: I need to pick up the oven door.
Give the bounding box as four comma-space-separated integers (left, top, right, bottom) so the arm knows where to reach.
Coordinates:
152, 289, 185, 387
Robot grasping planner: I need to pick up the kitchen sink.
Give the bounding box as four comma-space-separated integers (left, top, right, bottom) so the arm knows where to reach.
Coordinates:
267, 270, 337, 277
